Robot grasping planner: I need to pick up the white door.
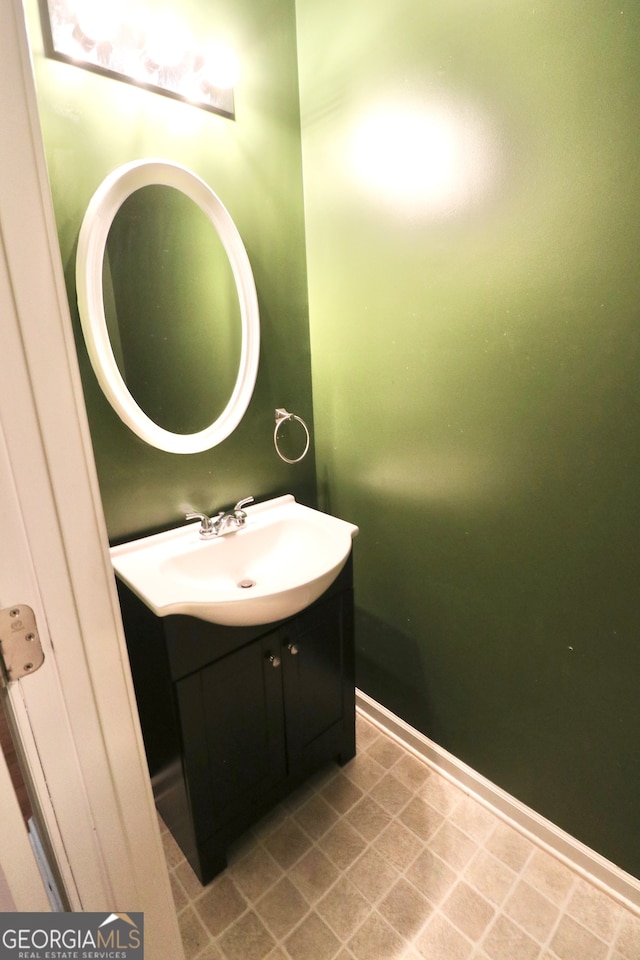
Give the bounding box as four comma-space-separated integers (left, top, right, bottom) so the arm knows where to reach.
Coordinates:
0, 1, 184, 955
0, 408, 70, 912
0, 708, 50, 912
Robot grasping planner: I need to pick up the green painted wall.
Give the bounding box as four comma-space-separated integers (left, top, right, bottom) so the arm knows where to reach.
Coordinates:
26, 0, 316, 542
26, 0, 640, 881
296, 1, 640, 877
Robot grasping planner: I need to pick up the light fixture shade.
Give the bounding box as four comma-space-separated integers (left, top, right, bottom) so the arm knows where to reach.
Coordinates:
199, 44, 240, 91
39, 0, 236, 119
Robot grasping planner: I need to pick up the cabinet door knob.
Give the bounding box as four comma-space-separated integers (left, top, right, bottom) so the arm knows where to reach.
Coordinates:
267, 653, 281, 668
287, 643, 299, 656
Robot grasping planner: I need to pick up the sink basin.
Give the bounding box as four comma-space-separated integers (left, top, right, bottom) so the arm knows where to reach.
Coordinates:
110, 495, 359, 627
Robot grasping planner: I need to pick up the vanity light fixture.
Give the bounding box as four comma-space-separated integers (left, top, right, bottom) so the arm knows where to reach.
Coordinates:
39, 0, 238, 119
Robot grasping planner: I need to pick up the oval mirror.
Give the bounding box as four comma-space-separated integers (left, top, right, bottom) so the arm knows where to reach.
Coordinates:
76, 159, 260, 454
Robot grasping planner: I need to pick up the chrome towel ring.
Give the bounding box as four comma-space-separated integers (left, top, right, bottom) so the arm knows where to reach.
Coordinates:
274, 408, 310, 463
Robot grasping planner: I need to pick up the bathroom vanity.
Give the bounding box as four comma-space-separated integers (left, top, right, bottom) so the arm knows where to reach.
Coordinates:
117, 557, 355, 884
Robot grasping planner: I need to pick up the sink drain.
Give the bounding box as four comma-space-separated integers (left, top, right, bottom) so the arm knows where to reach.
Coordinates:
238, 578, 256, 589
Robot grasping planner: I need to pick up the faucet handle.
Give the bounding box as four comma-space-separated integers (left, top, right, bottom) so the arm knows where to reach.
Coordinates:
233, 496, 254, 517
185, 511, 210, 525
186, 510, 225, 538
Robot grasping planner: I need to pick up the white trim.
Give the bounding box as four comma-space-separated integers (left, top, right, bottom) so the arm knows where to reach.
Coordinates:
76, 158, 260, 454
0, 0, 184, 953
356, 689, 640, 917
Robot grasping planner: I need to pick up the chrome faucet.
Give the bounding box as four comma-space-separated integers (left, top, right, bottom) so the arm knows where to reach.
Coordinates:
214, 496, 255, 536
185, 510, 220, 538
186, 497, 254, 539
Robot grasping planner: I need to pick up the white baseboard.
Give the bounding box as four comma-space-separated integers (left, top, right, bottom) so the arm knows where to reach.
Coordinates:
356, 689, 640, 916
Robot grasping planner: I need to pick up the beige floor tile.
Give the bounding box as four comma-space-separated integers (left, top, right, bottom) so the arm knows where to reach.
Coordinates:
566, 878, 624, 942
346, 793, 393, 841
342, 751, 386, 792
217, 910, 276, 960
449, 795, 497, 843
429, 820, 478, 871
254, 876, 309, 940
615, 911, 640, 958
484, 822, 534, 873
162, 827, 186, 870
348, 911, 405, 960
316, 875, 371, 940
550, 914, 608, 960
366, 734, 406, 769
375, 818, 424, 870
227, 845, 282, 902
170, 870, 189, 911
355, 715, 379, 749
407, 848, 458, 906
391, 752, 432, 792
284, 911, 341, 960
464, 849, 517, 906
264, 949, 288, 960
176, 858, 209, 901
418, 774, 463, 816
481, 915, 540, 960
503, 878, 559, 942
288, 847, 340, 903
166, 717, 640, 960
347, 846, 400, 903
195, 875, 247, 936
441, 881, 496, 942
520, 847, 576, 906
192, 942, 225, 960
263, 817, 313, 869
415, 912, 474, 960
321, 770, 364, 813
378, 877, 435, 940
293, 792, 340, 840
369, 771, 414, 815
399, 795, 444, 842
178, 906, 212, 960
318, 818, 368, 870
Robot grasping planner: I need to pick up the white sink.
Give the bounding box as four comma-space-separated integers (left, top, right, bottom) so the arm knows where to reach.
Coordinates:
110, 495, 358, 627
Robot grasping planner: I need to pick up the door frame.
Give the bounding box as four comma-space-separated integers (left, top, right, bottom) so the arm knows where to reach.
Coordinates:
0, 1, 183, 954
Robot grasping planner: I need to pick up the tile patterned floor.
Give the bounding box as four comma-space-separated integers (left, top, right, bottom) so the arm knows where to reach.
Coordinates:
161, 712, 640, 960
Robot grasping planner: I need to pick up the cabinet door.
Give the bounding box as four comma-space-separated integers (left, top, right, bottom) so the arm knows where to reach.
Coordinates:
281, 593, 352, 770
177, 633, 286, 839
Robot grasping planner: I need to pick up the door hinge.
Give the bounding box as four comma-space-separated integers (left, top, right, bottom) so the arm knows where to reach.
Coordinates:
0, 605, 45, 686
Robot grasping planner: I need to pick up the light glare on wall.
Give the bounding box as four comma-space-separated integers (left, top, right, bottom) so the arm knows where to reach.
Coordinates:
351, 99, 498, 219
40, 0, 238, 119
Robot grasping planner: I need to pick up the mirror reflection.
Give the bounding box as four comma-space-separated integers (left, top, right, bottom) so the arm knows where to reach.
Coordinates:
103, 184, 242, 436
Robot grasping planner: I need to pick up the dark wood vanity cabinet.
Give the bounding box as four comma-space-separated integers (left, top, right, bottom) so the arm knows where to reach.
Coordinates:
117, 557, 355, 885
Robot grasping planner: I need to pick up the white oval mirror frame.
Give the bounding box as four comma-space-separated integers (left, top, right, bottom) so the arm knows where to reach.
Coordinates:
76, 159, 260, 454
